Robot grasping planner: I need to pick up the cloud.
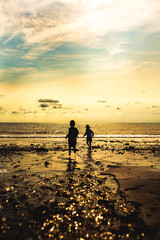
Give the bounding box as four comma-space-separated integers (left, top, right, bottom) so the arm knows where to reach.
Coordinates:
11, 108, 38, 115
145, 105, 160, 111
63, 107, 72, 110
140, 90, 146, 94
152, 105, 160, 108
38, 99, 59, 103
1, 0, 160, 58
97, 100, 106, 103
38, 98, 62, 110
105, 105, 111, 108
0, 95, 5, 97
53, 104, 62, 109
0, 106, 6, 114
22, 110, 37, 114
0, 67, 37, 84
40, 103, 49, 108
135, 102, 143, 104
12, 111, 20, 115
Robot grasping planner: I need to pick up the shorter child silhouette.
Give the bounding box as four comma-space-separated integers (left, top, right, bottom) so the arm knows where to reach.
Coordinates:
83, 125, 94, 148
66, 120, 79, 156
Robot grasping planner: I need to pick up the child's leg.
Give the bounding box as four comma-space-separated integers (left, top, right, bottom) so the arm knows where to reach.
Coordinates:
69, 145, 71, 156
87, 138, 91, 148
73, 144, 76, 153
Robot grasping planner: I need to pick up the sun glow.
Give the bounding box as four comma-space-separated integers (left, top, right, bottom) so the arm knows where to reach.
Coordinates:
0, 0, 160, 122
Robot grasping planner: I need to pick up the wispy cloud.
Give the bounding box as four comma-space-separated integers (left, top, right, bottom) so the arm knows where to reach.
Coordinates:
52, 105, 62, 109
12, 111, 20, 115
0, 67, 36, 83
152, 105, 160, 108
22, 110, 37, 115
140, 90, 146, 94
134, 102, 144, 104
0, 106, 7, 114
11, 108, 38, 115
97, 100, 106, 103
1, 0, 160, 58
1, 0, 160, 84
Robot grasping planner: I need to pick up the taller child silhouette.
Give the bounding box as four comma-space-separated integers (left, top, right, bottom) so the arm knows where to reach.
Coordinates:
66, 120, 79, 156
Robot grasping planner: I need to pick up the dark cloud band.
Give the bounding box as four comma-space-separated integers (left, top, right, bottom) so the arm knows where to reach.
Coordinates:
38, 99, 59, 103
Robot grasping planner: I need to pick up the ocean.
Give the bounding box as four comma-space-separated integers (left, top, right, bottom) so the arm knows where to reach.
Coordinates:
0, 122, 160, 138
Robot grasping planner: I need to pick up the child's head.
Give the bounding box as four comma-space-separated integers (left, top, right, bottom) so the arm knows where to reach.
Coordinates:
70, 120, 75, 127
86, 124, 90, 129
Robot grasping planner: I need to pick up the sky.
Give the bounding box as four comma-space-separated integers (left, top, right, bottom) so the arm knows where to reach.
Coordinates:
0, 0, 160, 123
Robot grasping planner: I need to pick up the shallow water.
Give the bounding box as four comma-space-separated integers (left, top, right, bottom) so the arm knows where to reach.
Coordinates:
0, 122, 160, 136
0, 150, 148, 240
0, 138, 159, 239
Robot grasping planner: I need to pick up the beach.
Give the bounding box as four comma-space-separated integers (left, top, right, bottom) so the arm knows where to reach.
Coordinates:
0, 137, 160, 239
1, 0, 160, 238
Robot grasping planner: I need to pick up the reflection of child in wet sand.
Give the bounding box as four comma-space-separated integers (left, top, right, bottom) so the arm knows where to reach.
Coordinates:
65, 120, 79, 156
83, 125, 94, 148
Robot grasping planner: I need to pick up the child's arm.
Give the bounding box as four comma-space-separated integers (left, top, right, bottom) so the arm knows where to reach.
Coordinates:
65, 129, 70, 139
77, 129, 79, 136
83, 131, 87, 137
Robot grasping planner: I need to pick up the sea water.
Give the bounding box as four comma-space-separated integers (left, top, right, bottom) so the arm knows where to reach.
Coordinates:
0, 122, 159, 138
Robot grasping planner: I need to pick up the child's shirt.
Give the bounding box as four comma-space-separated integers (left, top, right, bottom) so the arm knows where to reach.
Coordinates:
66, 127, 79, 140
84, 129, 94, 139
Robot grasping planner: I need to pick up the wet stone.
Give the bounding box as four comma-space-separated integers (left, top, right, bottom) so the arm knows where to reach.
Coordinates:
12, 175, 17, 178
86, 173, 92, 178
95, 161, 101, 165
44, 161, 50, 167
36, 147, 48, 152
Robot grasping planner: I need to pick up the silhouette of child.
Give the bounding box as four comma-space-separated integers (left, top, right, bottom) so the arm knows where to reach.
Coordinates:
83, 125, 94, 148
66, 120, 79, 156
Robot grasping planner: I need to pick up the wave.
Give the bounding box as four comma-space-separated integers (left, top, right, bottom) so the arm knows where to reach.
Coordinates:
0, 134, 160, 138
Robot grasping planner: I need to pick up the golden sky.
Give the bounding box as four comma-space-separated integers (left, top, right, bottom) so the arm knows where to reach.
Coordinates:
0, 0, 160, 123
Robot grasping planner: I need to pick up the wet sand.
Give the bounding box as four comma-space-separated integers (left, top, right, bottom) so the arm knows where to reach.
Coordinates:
0, 138, 160, 239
